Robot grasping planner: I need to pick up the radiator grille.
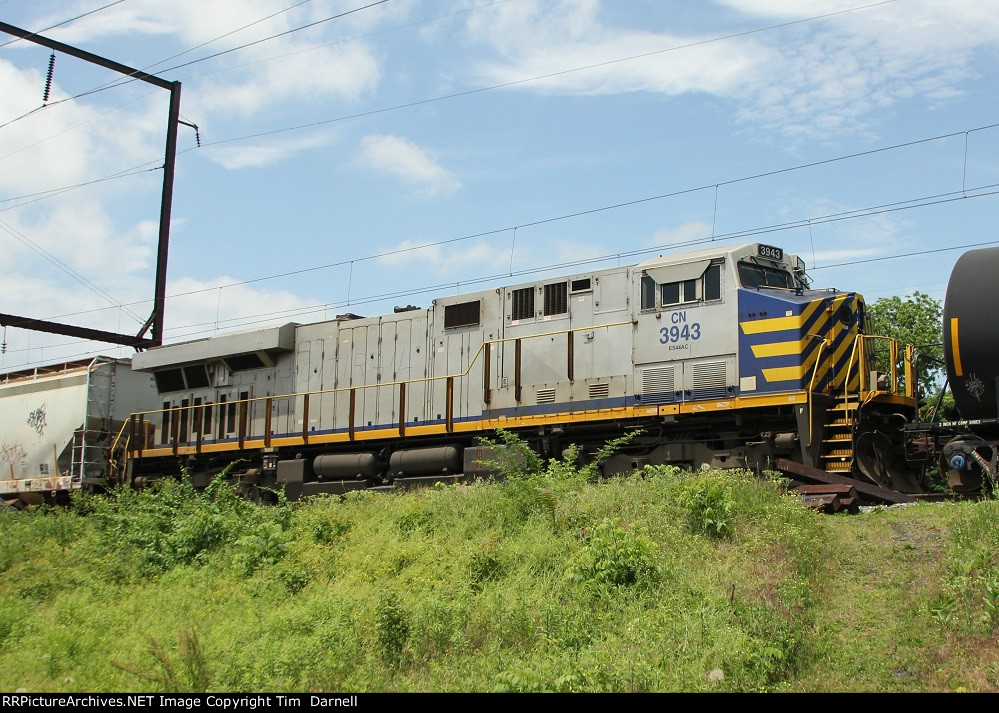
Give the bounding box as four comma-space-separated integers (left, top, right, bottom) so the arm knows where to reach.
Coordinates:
444, 300, 480, 329
512, 287, 535, 321
544, 282, 568, 316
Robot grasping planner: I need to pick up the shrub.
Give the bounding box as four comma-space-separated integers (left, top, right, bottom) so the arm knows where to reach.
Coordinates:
677, 474, 736, 539
567, 518, 661, 591
375, 592, 409, 669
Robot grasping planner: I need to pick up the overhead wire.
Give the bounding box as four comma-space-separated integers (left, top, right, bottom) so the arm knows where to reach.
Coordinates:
0, 0, 986, 366
0, 0, 128, 49
0, 1, 134, 129
0, 218, 146, 324
2, 0, 893, 144
6, 118, 999, 316
193, 0, 905, 150
7, 218, 997, 368
0, 0, 394, 127
168, 0, 517, 84
8, 180, 999, 352
0, 0, 906, 199
15, 0, 324, 108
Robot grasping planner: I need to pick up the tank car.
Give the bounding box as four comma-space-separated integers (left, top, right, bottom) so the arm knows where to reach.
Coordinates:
907, 245, 999, 493
116, 242, 925, 499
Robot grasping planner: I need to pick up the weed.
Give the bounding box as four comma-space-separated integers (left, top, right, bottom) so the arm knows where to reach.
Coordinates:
933, 501, 999, 635
567, 518, 661, 592
478, 428, 640, 530
676, 474, 736, 539
468, 549, 504, 591
375, 592, 409, 669
235, 521, 292, 576
111, 630, 209, 693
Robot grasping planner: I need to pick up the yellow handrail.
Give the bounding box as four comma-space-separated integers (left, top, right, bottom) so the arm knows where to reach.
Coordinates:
805, 338, 828, 448
124, 319, 636, 454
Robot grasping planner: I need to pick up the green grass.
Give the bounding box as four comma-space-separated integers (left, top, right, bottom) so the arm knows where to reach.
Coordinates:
1, 464, 997, 692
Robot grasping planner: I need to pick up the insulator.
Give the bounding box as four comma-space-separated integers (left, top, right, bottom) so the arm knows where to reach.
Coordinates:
42, 53, 55, 103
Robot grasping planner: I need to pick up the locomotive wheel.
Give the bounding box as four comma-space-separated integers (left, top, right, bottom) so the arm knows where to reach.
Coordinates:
236, 482, 263, 503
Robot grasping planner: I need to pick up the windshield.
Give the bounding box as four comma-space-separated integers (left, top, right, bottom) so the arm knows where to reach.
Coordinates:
738, 261, 796, 289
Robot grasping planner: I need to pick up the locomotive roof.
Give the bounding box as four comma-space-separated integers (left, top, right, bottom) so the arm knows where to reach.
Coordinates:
131, 322, 298, 372
635, 243, 774, 270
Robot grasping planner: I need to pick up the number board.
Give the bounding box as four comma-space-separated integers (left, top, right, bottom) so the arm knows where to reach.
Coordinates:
757, 244, 783, 260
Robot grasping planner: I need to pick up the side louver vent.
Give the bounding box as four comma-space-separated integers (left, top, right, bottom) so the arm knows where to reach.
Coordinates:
641, 366, 675, 404
588, 383, 610, 399
691, 361, 728, 399
536, 387, 556, 404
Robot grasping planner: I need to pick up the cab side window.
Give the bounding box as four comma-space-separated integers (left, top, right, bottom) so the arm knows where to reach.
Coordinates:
641, 260, 723, 310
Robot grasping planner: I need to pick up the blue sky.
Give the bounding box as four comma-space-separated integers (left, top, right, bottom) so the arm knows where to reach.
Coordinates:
1, 0, 998, 370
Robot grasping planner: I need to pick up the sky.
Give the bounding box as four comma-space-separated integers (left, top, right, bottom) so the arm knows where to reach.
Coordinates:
1, 0, 999, 371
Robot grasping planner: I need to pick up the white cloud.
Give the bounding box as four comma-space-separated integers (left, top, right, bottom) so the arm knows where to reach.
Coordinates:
202, 131, 333, 169
376, 238, 504, 276
163, 275, 325, 341
190, 43, 381, 119
360, 134, 461, 197
1, 199, 156, 277
0, 60, 165, 195
32, 1, 384, 136
649, 221, 715, 249
461, 0, 999, 139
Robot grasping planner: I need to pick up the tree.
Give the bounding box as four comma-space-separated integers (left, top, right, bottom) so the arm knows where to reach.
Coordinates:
865, 291, 944, 397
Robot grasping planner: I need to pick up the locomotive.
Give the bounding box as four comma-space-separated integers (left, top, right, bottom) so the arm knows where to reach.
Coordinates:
9, 240, 978, 506
103, 241, 928, 500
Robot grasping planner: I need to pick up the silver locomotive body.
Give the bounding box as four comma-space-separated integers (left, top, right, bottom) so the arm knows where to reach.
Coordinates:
119, 242, 918, 496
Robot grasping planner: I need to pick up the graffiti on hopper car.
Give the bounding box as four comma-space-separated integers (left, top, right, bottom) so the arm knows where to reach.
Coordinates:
1, 441, 28, 465
27, 405, 47, 436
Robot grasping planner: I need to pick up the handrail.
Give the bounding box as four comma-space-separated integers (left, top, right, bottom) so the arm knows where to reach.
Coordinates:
125, 320, 634, 420
124, 319, 636, 453
844, 335, 862, 401
108, 419, 130, 470
804, 338, 828, 448
845, 334, 916, 401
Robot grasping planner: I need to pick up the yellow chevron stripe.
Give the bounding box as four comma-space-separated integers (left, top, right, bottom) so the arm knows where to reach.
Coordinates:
762, 364, 810, 381
751, 336, 812, 357
739, 299, 824, 335
762, 348, 821, 382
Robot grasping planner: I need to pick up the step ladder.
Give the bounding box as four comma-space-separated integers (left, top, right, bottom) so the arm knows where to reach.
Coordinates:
819, 398, 858, 473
